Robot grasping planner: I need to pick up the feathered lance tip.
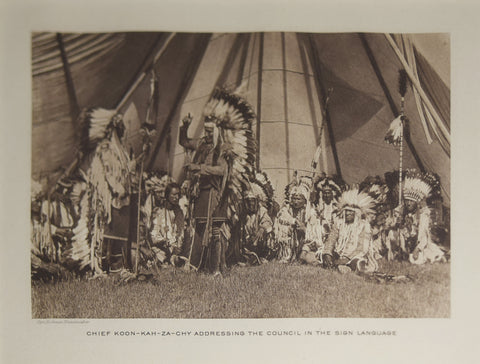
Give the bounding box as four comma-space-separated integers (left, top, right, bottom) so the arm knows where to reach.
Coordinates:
398, 69, 408, 98
384, 116, 403, 146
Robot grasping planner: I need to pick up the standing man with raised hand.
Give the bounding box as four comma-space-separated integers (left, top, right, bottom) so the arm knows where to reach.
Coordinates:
179, 87, 257, 276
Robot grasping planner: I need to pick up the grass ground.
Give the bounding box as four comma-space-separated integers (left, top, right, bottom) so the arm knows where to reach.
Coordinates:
31, 260, 449, 318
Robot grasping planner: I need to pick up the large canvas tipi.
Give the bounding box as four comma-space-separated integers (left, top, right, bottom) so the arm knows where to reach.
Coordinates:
32, 31, 450, 203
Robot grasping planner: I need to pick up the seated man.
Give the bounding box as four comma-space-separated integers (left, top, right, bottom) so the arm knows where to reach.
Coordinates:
31, 179, 73, 279
400, 175, 446, 264
275, 176, 322, 264
323, 189, 378, 273
241, 184, 274, 264
145, 182, 185, 267
371, 202, 399, 261
313, 176, 343, 244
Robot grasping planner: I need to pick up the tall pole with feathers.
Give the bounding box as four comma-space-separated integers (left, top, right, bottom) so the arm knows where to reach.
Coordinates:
398, 70, 408, 207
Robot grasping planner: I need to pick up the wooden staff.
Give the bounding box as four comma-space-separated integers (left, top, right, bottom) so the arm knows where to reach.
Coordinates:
398, 109, 404, 207
199, 189, 214, 268
181, 113, 198, 270
134, 157, 145, 274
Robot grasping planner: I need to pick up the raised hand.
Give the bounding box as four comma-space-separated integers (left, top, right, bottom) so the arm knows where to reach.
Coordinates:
182, 113, 193, 127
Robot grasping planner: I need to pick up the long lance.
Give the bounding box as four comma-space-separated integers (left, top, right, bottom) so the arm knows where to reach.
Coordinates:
133, 125, 156, 273
398, 111, 404, 207
398, 70, 408, 207
182, 114, 199, 271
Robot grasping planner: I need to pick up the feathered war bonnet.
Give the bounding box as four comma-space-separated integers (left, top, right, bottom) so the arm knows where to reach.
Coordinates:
359, 175, 389, 209
201, 87, 256, 151
284, 172, 312, 204
402, 170, 436, 203
202, 87, 256, 128
78, 107, 124, 152
31, 179, 45, 203
144, 173, 175, 198
314, 175, 343, 199
244, 173, 274, 211
336, 188, 375, 219
244, 180, 267, 201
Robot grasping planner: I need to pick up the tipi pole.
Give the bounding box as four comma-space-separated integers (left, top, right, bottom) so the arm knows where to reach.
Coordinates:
115, 33, 176, 112
47, 33, 175, 198
56, 33, 80, 124
147, 34, 211, 170
281, 33, 291, 183
297, 33, 323, 177
304, 34, 342, 178
256, 33, 264, 171
235, 34, 251, 87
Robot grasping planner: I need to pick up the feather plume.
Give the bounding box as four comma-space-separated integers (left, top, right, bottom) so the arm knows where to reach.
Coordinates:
64, 184, 91, 270
31, 179, 44, 201
384, 116, 403, 146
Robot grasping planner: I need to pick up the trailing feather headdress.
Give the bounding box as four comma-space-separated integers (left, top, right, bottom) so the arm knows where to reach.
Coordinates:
255, 171, 275, 205
336, 188, 375, 218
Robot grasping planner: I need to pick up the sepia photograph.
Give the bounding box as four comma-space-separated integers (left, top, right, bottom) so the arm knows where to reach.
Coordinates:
30, 31, 450, 319
3, 1, 480, 363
